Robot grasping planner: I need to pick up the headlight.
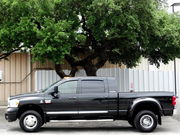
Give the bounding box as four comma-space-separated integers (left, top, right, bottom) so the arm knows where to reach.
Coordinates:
8, 99, 19, 108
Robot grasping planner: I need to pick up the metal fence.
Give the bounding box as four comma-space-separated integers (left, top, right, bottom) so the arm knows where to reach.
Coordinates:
35, 68, 179, 96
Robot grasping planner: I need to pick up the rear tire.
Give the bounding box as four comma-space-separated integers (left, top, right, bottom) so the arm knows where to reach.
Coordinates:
19, 110, 42, 132
134, 110, 157, 132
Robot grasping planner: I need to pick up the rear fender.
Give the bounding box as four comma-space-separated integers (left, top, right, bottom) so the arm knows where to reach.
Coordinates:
128, 98, 162, 124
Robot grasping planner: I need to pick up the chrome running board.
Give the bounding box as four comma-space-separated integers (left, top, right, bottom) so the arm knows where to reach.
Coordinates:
50, 119, 114, 123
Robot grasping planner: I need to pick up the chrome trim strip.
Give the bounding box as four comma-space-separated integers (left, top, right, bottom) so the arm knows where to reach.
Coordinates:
46, 111, 108, 115
79, 111, 108, 114
109, 110, 127, 112
46, 111, 78, 115
118, 110, 127, 112
50, 119, 113, 123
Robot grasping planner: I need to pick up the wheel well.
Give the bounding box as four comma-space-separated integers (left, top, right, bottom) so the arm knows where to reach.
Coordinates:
131, 103, 161, 119
17, 104, 44, 120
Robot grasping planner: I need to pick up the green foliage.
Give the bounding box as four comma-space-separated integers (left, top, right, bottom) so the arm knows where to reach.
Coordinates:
32, 18, 76, 63
0, 0, 180, 76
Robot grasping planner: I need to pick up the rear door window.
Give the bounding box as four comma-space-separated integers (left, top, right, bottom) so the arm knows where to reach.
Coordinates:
81, 80, 105, 93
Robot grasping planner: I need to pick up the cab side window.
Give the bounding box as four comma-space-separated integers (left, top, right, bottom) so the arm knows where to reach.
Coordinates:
58, 81, 77, 94
81, 80, 105, 93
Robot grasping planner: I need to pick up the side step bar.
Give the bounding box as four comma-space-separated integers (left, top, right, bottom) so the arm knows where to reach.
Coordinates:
50, 119, 114, 123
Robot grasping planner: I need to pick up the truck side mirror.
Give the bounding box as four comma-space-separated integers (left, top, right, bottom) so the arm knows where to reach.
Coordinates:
54, 86, 58, 93
50, 86, 59, 98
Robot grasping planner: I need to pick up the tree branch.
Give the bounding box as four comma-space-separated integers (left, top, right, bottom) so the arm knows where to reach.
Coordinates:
55, 64, 68, 78
55, 63, 78, 79
95, 57, 107, 69
0, 46, 25, 60
65, 53, 98, 67
81, 14, 97, 48
69, 66, 78, 77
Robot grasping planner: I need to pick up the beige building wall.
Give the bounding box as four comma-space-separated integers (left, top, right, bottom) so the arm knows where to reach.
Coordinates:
0, 53, 31, 105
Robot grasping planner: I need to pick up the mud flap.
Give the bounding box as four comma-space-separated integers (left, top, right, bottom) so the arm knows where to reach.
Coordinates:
158, 114, 162, 125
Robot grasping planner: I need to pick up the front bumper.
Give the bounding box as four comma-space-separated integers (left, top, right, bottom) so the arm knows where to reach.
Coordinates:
5, 107, 19, 122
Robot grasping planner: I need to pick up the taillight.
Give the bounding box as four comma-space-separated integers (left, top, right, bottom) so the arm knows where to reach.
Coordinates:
172, 96, 176, 106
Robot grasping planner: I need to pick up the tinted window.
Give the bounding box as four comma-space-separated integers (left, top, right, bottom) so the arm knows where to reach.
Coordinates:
58, 81, 77, 94
81, 80, 105, 93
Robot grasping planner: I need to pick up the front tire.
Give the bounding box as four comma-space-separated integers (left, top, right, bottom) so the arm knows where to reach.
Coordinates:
19, 110, 42, 132
134, 110, 157, 132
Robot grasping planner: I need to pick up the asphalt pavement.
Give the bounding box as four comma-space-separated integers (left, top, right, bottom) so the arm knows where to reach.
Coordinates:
0, 100, 180, 135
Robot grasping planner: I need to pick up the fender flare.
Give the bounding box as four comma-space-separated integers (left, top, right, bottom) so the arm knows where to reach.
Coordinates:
17, 104, 46, 122
128, 97, 163, 119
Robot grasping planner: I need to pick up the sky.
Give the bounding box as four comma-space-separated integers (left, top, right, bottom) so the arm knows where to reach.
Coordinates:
167, 0, 180, 13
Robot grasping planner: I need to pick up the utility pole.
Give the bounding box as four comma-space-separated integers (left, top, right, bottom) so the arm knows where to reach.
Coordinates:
171, 3, 180, 97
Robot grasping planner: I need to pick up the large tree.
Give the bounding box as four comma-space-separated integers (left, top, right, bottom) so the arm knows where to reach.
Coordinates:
0, 0, 180, 78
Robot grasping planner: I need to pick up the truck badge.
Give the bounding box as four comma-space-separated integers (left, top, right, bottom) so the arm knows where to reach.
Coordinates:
45, 100, 52, 104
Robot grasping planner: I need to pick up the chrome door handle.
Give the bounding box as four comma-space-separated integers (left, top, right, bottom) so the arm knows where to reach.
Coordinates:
69, 97, 77, 100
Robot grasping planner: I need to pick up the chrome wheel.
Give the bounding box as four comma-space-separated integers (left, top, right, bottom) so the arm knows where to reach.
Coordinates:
140, 115, 154, 129
23, 115, 38, 129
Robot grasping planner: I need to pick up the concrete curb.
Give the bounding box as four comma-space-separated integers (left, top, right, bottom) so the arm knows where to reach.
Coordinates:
0, 106, 6, 109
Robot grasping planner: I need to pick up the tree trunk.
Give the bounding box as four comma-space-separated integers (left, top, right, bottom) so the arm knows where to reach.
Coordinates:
84, 62, 97, 76
83, 57, 107, 76
55, 64, 78, 79
55, 64, 67, 78
55, 57, 107, 78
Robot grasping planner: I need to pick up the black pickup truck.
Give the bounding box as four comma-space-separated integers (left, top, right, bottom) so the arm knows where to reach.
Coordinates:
5, 77, 176, 132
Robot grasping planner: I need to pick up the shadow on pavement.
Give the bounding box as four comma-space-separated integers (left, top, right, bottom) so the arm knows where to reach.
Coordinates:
2, 122, 179, 134
8, 126, 137, 132
41, 126, 136, 131
8, 126, 167, 133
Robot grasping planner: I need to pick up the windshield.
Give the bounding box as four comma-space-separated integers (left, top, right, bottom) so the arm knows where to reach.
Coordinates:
41, 80, 60, 92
